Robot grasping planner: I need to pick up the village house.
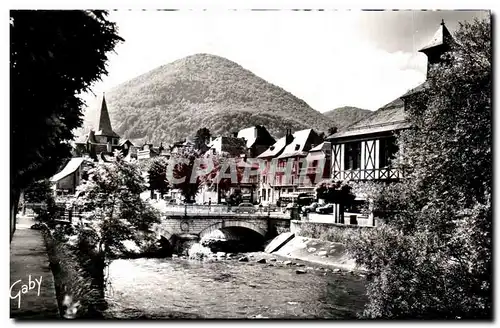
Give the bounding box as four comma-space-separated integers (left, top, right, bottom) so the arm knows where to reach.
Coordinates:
50, 157, 93, 196
237, 125, 276, 158
257, 128, 323, 205
324, 20, 456, 224
53, 94, 134, 195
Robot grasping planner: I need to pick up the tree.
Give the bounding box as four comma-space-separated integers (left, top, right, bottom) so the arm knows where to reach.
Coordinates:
146, 157, 169, 198
194, 127, 211, 150
315, 179, 356, 223
73, 153, 161, 306
347, 18, 491, 319
167, 147, 205, 203
327, 127, 338, 136
10, 10, 122, 240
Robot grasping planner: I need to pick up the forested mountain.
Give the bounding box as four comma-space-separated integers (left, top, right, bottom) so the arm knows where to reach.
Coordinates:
323, 106, 372, 130
81, 53, 338, 144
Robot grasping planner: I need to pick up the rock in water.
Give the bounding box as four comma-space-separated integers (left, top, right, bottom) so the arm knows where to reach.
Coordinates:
295, 269, 307, 274
283, 260, 292, 266
269, 258, 277, 262
318, 250, 328, 257
333, 268, 341, 273
307, 247, 317, 253
238, 256, 249, 262
295, 263, 305, 267
256, 258, 266, 264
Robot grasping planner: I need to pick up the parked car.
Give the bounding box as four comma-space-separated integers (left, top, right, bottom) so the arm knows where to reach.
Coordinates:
316, 203, 335, 214
302, 202, 319, 213
233, 202, 257, 214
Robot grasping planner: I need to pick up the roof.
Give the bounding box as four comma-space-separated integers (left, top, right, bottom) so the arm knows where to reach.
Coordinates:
257, 135, 287, 158
310, 142, 327, 152
277, 129, 314, 159
327, 122, 411, 139
418, 20, 456, 53
208, 136, 247, 157
51, 158, 86, 182
74, 134, 88, 144
94, 94, 120, 138
237, 126, 258, 148
118, 138, 134, 147
326, 92, 414, 140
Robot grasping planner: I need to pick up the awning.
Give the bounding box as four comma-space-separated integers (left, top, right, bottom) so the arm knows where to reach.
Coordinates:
50, 158, 85, 182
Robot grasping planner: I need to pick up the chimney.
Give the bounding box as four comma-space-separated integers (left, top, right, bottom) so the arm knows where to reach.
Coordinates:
285, 129, 294, 145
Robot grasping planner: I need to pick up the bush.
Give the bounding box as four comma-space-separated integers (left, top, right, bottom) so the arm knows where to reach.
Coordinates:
296, 222, 371, 244
42, 226, 102, 319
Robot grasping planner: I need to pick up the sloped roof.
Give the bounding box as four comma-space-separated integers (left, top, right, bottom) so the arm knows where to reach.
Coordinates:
309, 142, 330, 152
326, 92, 412, 140
418, 20, 456, 52
94, 95, 120, 138
118, 138, 134, 147
208, 136, 247, 157
257, 135, 287, 158
51, 158, 86, 182
237, 126, 258, 148
74, 134, 88, 144
277, 129, 314, 159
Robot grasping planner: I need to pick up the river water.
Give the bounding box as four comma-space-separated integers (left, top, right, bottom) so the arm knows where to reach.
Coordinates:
104, 253, 368, 319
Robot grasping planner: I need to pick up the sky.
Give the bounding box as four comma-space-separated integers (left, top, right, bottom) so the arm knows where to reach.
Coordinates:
83, 9, 489, 112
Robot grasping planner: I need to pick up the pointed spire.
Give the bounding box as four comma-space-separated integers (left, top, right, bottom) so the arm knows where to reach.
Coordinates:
418, 19, 455, 53
418, 19, 457, 74
95, 93, 120, 138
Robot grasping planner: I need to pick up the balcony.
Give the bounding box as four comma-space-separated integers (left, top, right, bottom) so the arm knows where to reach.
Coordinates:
332, 167, 403, 181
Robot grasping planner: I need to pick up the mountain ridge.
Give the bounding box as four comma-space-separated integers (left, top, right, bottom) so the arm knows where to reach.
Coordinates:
323, 106, 373, 130
81, 53, 340, 144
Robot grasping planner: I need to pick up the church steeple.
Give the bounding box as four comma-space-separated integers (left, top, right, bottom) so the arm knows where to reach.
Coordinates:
418, 20, 457, 74
95, 93, 119, 138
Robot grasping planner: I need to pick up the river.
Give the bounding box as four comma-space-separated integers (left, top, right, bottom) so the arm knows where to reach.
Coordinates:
104, 253, 368, 319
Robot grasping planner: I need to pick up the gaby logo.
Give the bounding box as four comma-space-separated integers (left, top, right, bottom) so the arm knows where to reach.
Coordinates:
10, 275, 43, 309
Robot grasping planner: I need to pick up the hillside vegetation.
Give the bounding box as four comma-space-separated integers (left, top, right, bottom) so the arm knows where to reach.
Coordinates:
82, 53, 339, 144
323, 106, 372, 130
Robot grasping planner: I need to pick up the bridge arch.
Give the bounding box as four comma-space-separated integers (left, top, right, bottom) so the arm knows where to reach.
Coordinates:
154, 225, 173, 241
198, 220, 267, 240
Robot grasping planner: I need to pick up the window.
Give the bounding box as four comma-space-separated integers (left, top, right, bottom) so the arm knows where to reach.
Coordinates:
344, 142, 361, 170
262, 189, 266, 201
379, 137, 398, 168
267, 189, 271, 200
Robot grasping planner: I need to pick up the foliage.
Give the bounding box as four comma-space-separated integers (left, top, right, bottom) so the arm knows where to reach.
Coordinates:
42, 226, 101, 319
74, 152, 161, 259
297, 222, 369, 244
323, 106, 372, 130
194, 128, 211, 149
146, 157, 169, 196
167, 147, 205, 203
347, 18, 492, 319
83, 53, 339, 144
10, 10, 122, 192
316, 179, 355, 203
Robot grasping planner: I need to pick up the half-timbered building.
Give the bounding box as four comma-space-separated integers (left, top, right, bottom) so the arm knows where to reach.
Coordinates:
326, 20, 455, 184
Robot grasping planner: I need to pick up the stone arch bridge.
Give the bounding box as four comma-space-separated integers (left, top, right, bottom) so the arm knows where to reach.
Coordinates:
152, 214, 290, 245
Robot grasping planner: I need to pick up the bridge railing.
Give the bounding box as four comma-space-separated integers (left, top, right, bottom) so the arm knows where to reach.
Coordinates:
151, 202, 292, 219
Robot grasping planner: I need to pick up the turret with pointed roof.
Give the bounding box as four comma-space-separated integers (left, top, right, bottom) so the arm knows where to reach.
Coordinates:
419, 19, 457, 74
95, 93, 120, 138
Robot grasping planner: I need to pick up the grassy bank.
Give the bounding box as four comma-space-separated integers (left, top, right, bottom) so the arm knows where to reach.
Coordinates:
40, 224, 102, 319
